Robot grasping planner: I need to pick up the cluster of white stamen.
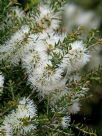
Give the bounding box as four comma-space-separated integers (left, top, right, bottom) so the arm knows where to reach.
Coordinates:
0, 97, 37, 135
0, 4, 91, 97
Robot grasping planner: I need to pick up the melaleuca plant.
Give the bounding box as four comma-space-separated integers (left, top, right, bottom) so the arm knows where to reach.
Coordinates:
0, 0, 102, 136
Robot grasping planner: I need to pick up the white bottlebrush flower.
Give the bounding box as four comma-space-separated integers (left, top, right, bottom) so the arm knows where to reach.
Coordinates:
31, 66, 65, 96
27, 55, 67, 95
69, 40, 90, 67
10, 34, 40, 65
0, 97, 37, 135
0, 7, 25, 31
0, 25, 30, 64
0, 25, 29, 54
24, 37, 63, 96
61, 116, 71, 128
0, 73, 4, 94
35, 4, 61, 33
22, 37, 49, 86
62, 41, 90, 76
17, 97, 37, 119
22, 33, 66, 96
69, 101, 80, 114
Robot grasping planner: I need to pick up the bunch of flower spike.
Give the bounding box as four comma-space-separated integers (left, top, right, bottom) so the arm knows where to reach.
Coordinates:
0, 1, 101, 136
0, 3, 92, 97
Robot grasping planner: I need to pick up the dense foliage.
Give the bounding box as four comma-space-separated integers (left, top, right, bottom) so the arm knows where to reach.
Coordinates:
0, 0, 102, 135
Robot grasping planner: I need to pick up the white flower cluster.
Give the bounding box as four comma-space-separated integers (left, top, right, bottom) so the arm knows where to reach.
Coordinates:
0, 6, 25, 32
35, 4, 61, 33
0, 4, 91, 97
0, 73, 4, 95
0, 25, 30, 65
0, 97, 37, 135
